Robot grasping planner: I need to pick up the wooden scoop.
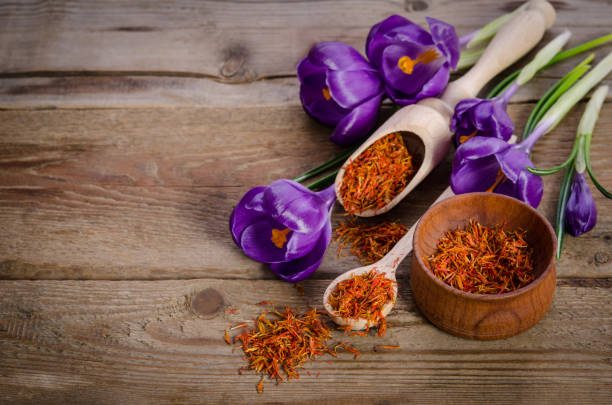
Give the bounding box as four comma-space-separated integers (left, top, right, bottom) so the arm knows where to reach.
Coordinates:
334, 0, 555, 217
323, 187, 454, 331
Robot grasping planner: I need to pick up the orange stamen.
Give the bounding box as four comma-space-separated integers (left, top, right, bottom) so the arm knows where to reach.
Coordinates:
322, 87, 332, 100
459, 129, 478, 144
486, 170, 507, 192
398, 48, 439, 75
271, 228, 291, 249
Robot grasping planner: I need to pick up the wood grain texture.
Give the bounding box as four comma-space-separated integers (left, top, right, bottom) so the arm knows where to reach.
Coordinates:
0, 278, 611, 404
0, 0, 610, 81
0, 103, 610, 280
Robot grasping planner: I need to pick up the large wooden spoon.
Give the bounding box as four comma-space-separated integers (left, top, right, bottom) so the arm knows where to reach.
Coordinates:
334, 0, 555, 217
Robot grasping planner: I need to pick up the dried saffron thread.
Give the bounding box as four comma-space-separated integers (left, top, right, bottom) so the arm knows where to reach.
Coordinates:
374, 344, 401, 351
235, 306, 335, 385
334, 219, 408, 264
328, 269, 396, 336
426, 219, 535, 294
339, 132, 415, 214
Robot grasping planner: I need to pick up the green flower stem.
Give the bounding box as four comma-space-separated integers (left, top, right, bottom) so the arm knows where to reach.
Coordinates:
487, 71, 519, 98
526, 137, 580, 175
585, 131, 612, 199
486, 33, 612, 99
537, 52, 612, 134
555, 165, 575, 259
305, 168, 339, 191
523, 57, 592, 139
546, 33, 612, 68
466, 3, 527, 49
516, 30, 571, 86
457, 46, 485, 70
293, 145, 357, 184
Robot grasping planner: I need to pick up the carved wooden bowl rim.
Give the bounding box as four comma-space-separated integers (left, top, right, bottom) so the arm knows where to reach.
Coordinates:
412, 192, 556, 301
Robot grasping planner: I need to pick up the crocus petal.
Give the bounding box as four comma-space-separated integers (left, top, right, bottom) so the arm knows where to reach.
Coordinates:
269, 221, 332, 282
381, 44, 442, 97
472, 99, 514, 140
263, 180, 329, 234
454, 136, 510, 166
566, 172, 597, 236
330, 94, 382, 146
451, 154, 501, 194
239, 216, 291, 263
426, 17, 460, 69
297, 57, 325, 82
284, 228, 322, 261
516, 169, 543, 208
451, 98, 514, 143
308, 42, 374, 72
299, 73, 347, 125
229, 186, 266, 246
326, 70, 383, 109
496, 146, 533, 183
366, 15, 433, 67
415, 62, 450, 100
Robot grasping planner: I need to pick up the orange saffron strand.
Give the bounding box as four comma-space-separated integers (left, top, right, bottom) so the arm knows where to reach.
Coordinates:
334, 219, 407, 264
426, 219, 535, 294
374, 344, 401, 351
235, 306, 334, 389
328, 269, 396, 336
339, 132, 415, 215
223, 329, 231, 345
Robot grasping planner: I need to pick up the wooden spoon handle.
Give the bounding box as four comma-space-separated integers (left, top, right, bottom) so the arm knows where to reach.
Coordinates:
380, 187, 456, 270
442, 0, 555, 107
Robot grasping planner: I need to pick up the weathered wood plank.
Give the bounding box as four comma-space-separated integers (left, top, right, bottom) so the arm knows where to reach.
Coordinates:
0, 278, 610, 404
1, 74, 610, 109
0, 104, 610, 280
0, 0, 610, 81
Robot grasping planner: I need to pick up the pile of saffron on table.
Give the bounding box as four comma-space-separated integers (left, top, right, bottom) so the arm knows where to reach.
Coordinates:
231, 306, 359, 393
425, 219, 535, 294
328, 269, 396, 336
334, 219, 407, 264
339, 132, 415, 215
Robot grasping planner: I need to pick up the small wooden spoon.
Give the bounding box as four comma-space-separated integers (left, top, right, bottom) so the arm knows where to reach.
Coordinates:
334, 0, 555, 217
323, 187, 455, 330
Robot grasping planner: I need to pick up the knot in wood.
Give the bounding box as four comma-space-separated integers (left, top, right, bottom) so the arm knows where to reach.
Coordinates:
191, 288, 224, 317
404, 0, 428, 12
594, 252, 609, 265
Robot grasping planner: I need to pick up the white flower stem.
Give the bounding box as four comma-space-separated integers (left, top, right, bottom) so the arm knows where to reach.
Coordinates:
537, 52, 612, 135
516, 30, 572, 86
575, 85, 609, 173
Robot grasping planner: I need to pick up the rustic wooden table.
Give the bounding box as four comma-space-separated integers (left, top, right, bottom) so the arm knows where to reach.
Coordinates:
1, 1, 611, 404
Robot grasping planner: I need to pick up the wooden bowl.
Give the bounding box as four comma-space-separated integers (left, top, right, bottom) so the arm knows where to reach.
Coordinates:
410, 192, 556, 340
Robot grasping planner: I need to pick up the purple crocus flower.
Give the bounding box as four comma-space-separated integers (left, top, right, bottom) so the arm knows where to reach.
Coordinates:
230, 180, 335, 282
297, 42, 384, 146
451, 83, 518, 145
366, 15, 459, 105
450, 135, 543, 208
565, 172, 597, 236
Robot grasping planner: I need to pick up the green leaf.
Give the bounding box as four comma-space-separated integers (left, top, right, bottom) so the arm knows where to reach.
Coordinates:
545, 33, 612, 68
485, 32, 612, 100
584, 133, 612, 199
486, 71, 519, 99
466, 3, 528, 49
555, 166, 575, 259
293, 146, 357, 183
523, 61, 592, 139
526, 138, 580, 175
457, 46, 486, 70
305, 168, 339, 191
